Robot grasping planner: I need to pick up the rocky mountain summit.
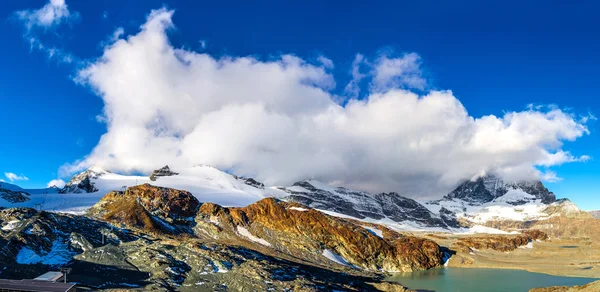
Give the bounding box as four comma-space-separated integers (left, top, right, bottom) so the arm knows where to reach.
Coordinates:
59, 166, 108, 194
444, 174, 556, 205
89, 184, 200, 234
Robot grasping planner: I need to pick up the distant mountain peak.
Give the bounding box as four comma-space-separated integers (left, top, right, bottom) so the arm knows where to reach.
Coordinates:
59, 166, 108, 194
445, 174, 555, 205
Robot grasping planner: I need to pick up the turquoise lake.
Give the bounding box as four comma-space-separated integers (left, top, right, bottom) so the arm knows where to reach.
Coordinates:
387, 267, 598, 292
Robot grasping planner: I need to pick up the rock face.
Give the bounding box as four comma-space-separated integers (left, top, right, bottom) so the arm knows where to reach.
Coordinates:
149, 165, 179, 181
233, 175, 265, 189
1, 204, 413, 291
452, 230, 548, 253
88, 184, 200, 233
446, 174, 556, 205
0, 188, 30, 203
281, 180, 459, 229
59, 166, 107, 194
196, 198, 445, 272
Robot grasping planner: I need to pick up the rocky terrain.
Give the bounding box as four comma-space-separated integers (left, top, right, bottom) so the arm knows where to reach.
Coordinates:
0, 184, 433, 291
196, 198, 444, 272
530, 280, 600, 292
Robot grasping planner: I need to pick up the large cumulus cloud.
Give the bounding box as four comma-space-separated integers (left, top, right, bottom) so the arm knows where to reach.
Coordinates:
65, 8, 589, 198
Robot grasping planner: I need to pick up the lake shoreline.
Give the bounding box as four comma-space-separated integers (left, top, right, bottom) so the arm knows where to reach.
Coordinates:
386, 267, 599, 292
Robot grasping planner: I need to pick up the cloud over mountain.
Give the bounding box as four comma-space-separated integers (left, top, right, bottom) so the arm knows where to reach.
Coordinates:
64, 8, 589, 198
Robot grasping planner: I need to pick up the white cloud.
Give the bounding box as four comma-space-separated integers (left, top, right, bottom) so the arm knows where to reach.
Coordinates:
28, 37, 74, 64
317, 56, 334, 69
540, 170, 562, 183
0, 179, 5, 183
63, 8, 590, 199
5, 172, 29, 182
15, 0, 77, 31
47, 179, 66, 188
14, 0, 79, 65
199, 40, 207, 49
370, 53, 425, 91
343, 53, 366, 98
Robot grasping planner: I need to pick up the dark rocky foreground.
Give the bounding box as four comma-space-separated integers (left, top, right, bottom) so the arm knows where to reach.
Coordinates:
0, 184, 438, 291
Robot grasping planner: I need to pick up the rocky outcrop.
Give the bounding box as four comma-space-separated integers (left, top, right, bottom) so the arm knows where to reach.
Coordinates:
88, 184, 200, 233
446, 174, 555, 204
196, 198, 444, 272
452, 230, 548, 253
235, 176, 265, 189
60, 167, 106, 194
0, 188, 30, 203
530, 280, 600, 292
149, 165, 179, 181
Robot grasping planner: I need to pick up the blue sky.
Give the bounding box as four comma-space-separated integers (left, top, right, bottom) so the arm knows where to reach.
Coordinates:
0, 0, 598, 209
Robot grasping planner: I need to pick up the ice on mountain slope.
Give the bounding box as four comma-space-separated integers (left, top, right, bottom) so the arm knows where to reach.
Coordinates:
0, 165, 287, 213
280, 180, 458, 229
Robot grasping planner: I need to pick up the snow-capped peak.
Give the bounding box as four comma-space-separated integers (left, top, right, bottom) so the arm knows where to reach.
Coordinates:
445, 174, 555, 205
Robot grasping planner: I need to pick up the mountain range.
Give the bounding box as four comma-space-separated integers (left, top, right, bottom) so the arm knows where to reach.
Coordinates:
0, 164, 597, 291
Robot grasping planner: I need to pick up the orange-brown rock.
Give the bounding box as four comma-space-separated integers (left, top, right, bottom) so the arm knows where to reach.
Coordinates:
196, 198, 444, 272
529, 280, 600, 292
89, 184, 200, 233
452, 229, 548, 253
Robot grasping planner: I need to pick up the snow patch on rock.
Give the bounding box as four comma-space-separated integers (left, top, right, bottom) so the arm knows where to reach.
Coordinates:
1, 220, 20, 231
236, 226, 272, 247
361, 225, 383, 238
16, 240, 75, 265
322, 249, 350, 266
289, 206, 309, 212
